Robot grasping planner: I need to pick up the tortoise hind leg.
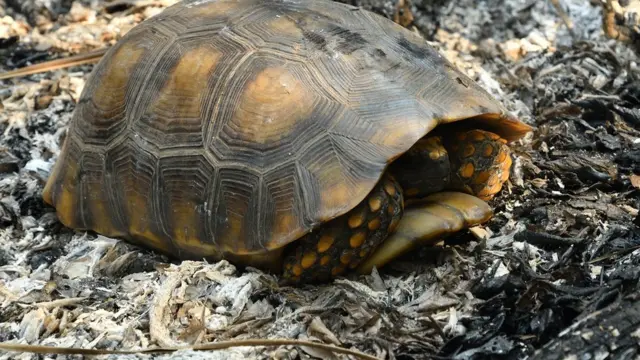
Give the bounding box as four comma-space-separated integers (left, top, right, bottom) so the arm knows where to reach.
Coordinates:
355, 191, 492, 274
281, 174, 404, 284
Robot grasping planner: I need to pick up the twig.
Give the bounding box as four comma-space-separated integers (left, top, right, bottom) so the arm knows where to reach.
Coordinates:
33, 297, 87, 310
0, 339, 381, 359
150, 265, 197, 348
535, 63, 565, 80
549, 0, 575, 36
577, 94, 621, 101
423, 315, 446, 340
0, 48, 108, 80
514, 230, 583, 247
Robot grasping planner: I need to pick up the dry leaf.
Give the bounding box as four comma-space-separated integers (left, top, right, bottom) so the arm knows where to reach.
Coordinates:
308, 317, 341, 346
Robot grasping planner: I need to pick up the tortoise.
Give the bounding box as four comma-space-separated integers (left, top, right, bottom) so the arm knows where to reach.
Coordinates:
42, 0, 532, 284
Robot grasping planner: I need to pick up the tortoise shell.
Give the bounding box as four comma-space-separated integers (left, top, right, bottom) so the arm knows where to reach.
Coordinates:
42, 0, 530, 260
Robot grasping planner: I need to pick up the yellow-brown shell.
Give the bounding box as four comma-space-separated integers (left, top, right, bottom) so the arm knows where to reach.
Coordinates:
42, 0, 531, 260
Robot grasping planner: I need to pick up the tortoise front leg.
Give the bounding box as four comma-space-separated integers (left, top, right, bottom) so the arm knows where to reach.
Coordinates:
355, 129, 511, 273
355, 191, 492, 274
281, 174, 404, 284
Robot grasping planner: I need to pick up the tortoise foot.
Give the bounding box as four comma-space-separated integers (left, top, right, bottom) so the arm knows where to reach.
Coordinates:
355, 191, 492, 275
444, 129, 513, 201
281, 174, 404, 284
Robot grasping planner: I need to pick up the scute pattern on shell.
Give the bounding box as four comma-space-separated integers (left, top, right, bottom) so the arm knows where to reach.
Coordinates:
43, 0, 522, 259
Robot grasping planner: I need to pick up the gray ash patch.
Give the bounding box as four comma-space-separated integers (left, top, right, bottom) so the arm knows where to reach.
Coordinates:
617, 148, 640, 172
0, 99, 73, 168
5, 0, 75, 26
429, 0, 601, 44
0, 248, 10, 266
2, 129, 33, 168
0, 48, 51, 71
26, 231, 68, 269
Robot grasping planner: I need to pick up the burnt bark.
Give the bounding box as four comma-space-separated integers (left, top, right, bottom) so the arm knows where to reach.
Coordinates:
529, 291, 640, 360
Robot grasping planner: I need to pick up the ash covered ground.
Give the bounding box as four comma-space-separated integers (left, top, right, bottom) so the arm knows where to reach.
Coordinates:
0, 0, 639, 359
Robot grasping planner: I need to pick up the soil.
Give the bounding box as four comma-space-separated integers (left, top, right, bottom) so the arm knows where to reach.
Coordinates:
0, 0, 639, 359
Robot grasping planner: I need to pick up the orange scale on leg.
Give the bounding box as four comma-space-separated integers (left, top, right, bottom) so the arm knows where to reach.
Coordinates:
349, 231, 366, 248
422, 137, 447, 160
340, 252, 352, 265
348, 212, 365, 229
496, 149, 508, 163
384, 182, 396, 196
463, 143, 475, 157
477, 181, 503, 200
301, 252, 317, 269
501, 155, 513, 173
369, 196, 382, 212
483, 144, 494, 157
460, 163, 475, 178
331, 264, 346, 276
389, 217, 400, 233
476, 187, 491, 198
317, 234, 334, 253
489, 182, 504, 194
474, 171, 492, 186
368, 218, 381, 231
292, 265, 303, 276
471, 130, 487, 141
429, 148, 444, 160
487, 174, 500, 187
500, 168, 510, 182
